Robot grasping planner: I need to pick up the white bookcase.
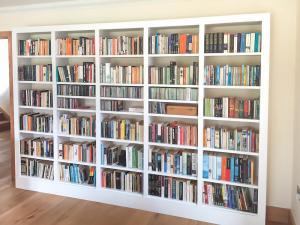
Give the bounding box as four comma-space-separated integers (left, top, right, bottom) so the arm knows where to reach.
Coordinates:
13, 13, 270, 225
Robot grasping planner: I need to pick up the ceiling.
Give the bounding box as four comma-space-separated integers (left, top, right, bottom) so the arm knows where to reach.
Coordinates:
0, 0, 75, 7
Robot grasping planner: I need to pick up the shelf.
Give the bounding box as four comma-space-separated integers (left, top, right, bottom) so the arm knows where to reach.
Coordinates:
20, 175, 54, 182
202, 178, 258, 189
56, 55, 96, 58
203, 117, 260, 123
100, 83, 144, 87
18, 81, 53, 84
57, 108, 96, 113
204, 52, 261, 57
59, 180, 96, 188
100, 165, 143, 173
17, 55, 52, 59
148, 53, 199, 57
102, 187, 143, 196
148, 171, 197, 180
149, 84, 198, 88
58, 134, 96, 140
100, 138, 143, 145
100, 97, 143, 101
19, 106, 53, 110
147, 195, 197, 205
99, 54, 143, 58
149, 113, 198, 119
58, 159, 96, 167
149, 99, 198, 104
148, 142, 198, 150
57, 82, 96, 86
20, 154, 54, 161
100, 111, 144, 116
19, 130, 53, 136
57, 95, 96, 99
203, 147, 259, 156
204, 85, 260, 90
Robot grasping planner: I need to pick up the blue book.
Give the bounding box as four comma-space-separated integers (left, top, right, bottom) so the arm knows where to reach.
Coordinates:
240, 32, 246, 52
69, 165, 74, 183
230, 157, 235, 182
234, 158, 239, 182
216, 156, 222, 180
203, 153, 209, 179
216, 65, 220, 85
228, 66, 232, 86
254, 32, 259, 52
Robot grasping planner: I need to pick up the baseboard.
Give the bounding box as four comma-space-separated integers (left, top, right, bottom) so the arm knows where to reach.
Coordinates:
290, 210, 296, 225
267, 206, 290, 224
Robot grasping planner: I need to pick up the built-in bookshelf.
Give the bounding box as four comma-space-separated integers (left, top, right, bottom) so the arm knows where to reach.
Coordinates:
13, 14, 270, 225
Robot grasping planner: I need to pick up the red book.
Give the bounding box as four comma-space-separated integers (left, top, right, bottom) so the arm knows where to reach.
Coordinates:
221, 156, 227, 180
225, 157, 231, 181
244, 99, 249, 118
179, 34, 187, 54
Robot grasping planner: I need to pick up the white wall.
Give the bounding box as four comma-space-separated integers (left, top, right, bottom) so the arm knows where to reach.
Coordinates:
0, 0, 297, 209
0, 39, 9, 114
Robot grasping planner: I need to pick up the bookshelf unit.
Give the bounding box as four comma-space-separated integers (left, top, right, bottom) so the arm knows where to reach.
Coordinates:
13, 13, 270, 225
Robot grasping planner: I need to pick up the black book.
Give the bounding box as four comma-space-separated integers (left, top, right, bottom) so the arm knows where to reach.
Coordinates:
205, 33, 210, 53
213, 33, 218, 53
218, 33, 224, 53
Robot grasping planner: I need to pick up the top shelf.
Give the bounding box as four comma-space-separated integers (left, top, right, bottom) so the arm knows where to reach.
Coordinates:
204, 52, 261, 57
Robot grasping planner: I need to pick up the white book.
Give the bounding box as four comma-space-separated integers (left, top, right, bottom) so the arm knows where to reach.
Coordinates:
250, 32, 255, 52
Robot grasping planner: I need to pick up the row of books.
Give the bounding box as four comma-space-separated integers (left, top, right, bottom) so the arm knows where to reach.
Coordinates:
149, 33, 198, 54
149, 122, 197, 146
203, 182, 258, 213
59, 164, 96, 186
149, 102, 167, 114
99, 36, 143, 55
203, 127, 259, 152
20, 90, 53, 108
57, 85, 95, 97
149, 62, 199, 85
58, 142, 96, 163
20, 138, 54, 158
204, 65, 261, 86
56, 37, 95, 55
19, 39, 51, 56
57, 98, 92, 110
20, 113, 53, 133
18, 65, 52, 82
204, 97, 260, 119
149, 87, 198, 101
101, 119, 144, 142
203, 154, 256, 184
101, 144, 143, 169
59, 114, 96, 137
101, 170, 143, 193
148, 174, 197, 203
100, 100, 124, 112
100, 86, 143, 99
100, 63, 143, 84
149, 148, 197, 176
204, 32, 261, 53
21, 158, 53, 180
57, 63, 95, 83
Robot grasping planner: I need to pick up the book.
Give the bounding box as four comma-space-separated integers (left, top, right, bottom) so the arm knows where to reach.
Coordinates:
19, 39, 51, 56
100, 86, 143, 99
20, 138, 54, 158
57, 84, 95, 97
148, 174, 197, 203
100, 35, 143, 55
101, 169, 143, 193
20, 90, 53, 108
57, 63, 95, 83
20, 113, 53, 133
21, 158, 53, 180
57, 98, 93, 110
149, 121, 197, 146
18, 64, 52, 82
149, 88, 198, 101
59, 141, 96, 163
56, 37, 95, 55
101, 100, 124, 111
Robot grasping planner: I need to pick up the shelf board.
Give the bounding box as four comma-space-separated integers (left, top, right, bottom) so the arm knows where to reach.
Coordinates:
57, 95, 96, 99
148, 142, 198, 150
18, 81, 53, 84
19, 130, 53, 136
100, 138, 143, 145
204, 85, 260, 90
102, 187, 143, 196
202, 178, 258, 189
100, 165, 143, 173
203, 147, 259, 156
57, 108, 96, 113
19, 106, 53, 110
148, 53, 199, 57
20, 154, 54, 161
100, 83, 144, 87
17, 55, 52, 58
56, 55, 96, 58
147, 194, 197, 205
20, 175, 54, 182
149, 99, 198, 104
58, 159, 96, 167
204, 52, 261, 57
57, 82, 96, 86
148, 171, 197, 180
149, 84, 198, 88
99, 54, 143, 58
203, 117, 260, 123
100, 97, 143, 101
100, 110, 144, 116
148, 113, 198, 119
59, 180, 96, 188
58, 134, 96, 140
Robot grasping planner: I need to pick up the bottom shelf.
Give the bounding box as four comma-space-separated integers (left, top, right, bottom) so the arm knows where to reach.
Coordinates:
21, 157, 54, 180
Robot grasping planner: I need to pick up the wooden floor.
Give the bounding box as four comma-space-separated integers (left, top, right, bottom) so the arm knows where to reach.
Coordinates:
0, 131, 285, 225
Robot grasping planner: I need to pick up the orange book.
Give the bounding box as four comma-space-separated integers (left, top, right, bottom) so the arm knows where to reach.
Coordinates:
63, 144, 69, 160
203, 128, 207, 147
179, 34, 187, 54
221, 157, 227, 180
